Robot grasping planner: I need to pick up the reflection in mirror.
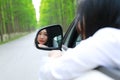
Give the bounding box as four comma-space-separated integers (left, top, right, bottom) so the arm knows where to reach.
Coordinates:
37, 29, 48, 48
35, 25, 63, 50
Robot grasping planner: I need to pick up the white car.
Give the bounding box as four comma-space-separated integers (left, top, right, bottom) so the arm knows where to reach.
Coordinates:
34, 18, 120, 80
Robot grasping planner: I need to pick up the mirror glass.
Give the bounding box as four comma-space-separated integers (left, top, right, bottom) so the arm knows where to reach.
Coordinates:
35, 24, 63, 50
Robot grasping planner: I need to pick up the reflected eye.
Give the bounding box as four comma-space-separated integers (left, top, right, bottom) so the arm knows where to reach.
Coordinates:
44, 33, 48, 36
39, 29, 48, 36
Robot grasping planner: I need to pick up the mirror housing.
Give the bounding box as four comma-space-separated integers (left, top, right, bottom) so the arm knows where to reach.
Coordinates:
34, 24, 63, 50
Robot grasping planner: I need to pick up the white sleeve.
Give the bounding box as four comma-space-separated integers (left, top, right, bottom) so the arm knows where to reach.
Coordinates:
39, 28, 120, 80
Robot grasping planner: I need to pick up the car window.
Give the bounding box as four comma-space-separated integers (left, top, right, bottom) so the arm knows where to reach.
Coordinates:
63, 27, 82, 48
74, 35, 82, 46
62, 18, 82, 48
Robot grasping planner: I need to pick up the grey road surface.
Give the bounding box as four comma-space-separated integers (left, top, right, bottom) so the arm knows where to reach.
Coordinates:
0, 32, 49, 80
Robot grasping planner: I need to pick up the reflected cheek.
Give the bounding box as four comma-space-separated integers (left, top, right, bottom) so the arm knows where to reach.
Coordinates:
37, 36, 43, 43
37, 36, 48, 44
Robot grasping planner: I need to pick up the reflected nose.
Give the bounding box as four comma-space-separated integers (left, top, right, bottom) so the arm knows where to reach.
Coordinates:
40, 35, 44, 39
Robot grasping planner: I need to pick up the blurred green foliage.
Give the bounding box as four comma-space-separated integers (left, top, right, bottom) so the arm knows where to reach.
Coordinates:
0, 0, 37, 42
39, 0, 77, 31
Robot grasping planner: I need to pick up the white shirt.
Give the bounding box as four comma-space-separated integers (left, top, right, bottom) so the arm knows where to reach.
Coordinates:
39, 27, 120, 80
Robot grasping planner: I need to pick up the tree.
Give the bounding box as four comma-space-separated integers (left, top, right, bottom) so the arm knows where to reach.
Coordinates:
39, 0, 77, 31
0, 0, 37, 43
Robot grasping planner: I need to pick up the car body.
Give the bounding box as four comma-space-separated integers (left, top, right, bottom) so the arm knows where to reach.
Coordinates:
34, 18, 120, 80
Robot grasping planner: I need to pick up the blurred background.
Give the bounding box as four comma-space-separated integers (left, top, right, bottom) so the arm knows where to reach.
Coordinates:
0, 0, 78, 80
0, 0, 77, 44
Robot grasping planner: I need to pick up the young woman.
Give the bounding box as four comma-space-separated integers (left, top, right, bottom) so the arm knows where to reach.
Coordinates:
37, 29, 48, 47
39, 0, 120, 80
35, 28, 54, 48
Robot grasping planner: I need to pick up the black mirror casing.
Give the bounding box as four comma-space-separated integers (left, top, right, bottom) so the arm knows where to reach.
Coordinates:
34, 24, 63, 50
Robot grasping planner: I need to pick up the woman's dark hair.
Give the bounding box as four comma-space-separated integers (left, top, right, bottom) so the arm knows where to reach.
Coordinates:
77, 0, 120, 38
45, 28, 53, 47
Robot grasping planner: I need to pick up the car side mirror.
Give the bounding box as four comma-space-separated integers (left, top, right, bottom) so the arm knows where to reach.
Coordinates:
34, 24, 63, 50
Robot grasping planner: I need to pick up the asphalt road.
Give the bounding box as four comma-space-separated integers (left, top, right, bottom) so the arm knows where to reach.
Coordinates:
0, 32, 49, 80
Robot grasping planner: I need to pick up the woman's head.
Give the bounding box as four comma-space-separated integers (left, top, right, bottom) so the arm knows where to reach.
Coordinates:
35, 28, 54, 47
77, 0, 120, 38
37, 29, 48, 45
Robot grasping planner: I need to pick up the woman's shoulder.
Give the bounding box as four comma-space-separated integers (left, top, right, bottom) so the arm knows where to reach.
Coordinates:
92, 27, 120, 43
94, 27, 120, 36
96, 27, 119, 32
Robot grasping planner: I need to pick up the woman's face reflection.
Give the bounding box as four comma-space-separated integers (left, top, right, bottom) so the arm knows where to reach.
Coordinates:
37, 29, 48, 45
